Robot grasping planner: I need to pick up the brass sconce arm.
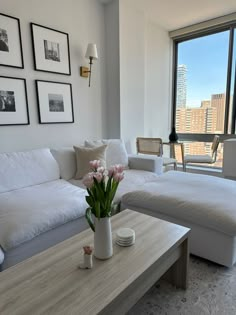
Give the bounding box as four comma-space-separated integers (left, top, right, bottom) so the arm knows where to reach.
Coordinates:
80, 44, 98, 87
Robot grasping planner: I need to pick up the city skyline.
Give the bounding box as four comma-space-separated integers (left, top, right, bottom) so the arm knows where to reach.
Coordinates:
176, 91, 225, 133
177, 30, 229, 108
175, 91, 225, 166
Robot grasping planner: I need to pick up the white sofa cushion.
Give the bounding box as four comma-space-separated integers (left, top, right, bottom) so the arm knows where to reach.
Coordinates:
51, 147, 77, 180
0, 148, 60, 194
121, 171, 236, 236
0, 179, 88, 250
85, 139, 129, 169
114, 169, 159, 204
69, 169, 159, 204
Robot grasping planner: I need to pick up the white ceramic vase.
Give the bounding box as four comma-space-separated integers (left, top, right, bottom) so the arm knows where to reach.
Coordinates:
94, 217, 113, 260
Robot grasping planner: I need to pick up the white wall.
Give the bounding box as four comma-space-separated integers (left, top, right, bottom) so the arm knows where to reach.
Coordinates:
119, 1, 145, 153
118, 1, 172, 153
145, 21, 172, 140
104, 0, 120, 138
0, 0, 107, 152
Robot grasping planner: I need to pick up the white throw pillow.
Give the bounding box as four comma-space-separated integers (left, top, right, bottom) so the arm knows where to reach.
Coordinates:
84, 139, 129, 169
50, 147, 76, 180
73, 145, 107, 179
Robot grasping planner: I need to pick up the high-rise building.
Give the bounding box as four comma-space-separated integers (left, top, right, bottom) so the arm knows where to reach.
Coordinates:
205, 107, 217, 133
227, 94, 233, 132
176, 108, 205, 133
176, 64, 187, 108
211, 93, 225, 133
176, 107, 217, 134
201, 100, 211, 108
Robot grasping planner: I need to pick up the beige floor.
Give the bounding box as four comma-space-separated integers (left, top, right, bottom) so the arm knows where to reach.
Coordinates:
128, 255, 236, 315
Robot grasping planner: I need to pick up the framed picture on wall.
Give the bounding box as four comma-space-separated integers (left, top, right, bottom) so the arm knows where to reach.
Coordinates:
31, 23, 71, 75
0, 13, 24, 68
0, 76, 29, 126
36, 80, 74, 124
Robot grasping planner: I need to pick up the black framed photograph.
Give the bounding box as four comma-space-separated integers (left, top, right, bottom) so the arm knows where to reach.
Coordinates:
0, 13, 24, 68
31, 23, 71, 75
36, 80, 74, 124
0, 76, 29, 126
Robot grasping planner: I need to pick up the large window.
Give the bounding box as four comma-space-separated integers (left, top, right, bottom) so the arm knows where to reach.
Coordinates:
173, 26, 236, 168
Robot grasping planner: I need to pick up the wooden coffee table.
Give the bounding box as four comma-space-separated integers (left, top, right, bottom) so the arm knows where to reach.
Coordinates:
0, 209, 190, 315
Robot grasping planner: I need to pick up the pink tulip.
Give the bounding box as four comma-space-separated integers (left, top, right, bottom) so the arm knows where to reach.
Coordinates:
97, 166, 105, 174
108, 166, 116, 177
82, 173, 94, 188
108, 164, 125, 177
113, 172, 124, 182
93, 172, 103, 183
89, 160, 101, 170
114, 164, 125, 173
83, 246, 93, 255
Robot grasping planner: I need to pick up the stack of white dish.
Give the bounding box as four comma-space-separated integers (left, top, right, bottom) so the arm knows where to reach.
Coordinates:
116, 228, 135, 247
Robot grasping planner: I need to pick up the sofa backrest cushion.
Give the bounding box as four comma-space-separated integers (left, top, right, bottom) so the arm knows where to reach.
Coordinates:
0, 148, 60, 194
50, 147, 76, 180
84, 139, 129, 169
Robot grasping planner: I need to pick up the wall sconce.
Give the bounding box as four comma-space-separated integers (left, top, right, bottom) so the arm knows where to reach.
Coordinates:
80, 43, 98, 87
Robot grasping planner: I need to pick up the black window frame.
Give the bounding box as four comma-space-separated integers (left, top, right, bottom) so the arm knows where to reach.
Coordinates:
172, 23, 236, 143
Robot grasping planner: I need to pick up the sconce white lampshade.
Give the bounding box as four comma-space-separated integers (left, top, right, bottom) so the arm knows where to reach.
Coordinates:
85, 43, 98, 60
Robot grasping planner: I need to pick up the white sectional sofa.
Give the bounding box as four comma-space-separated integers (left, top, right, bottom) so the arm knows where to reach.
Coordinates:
2, 139, 235, 270
0, 141, 163, 270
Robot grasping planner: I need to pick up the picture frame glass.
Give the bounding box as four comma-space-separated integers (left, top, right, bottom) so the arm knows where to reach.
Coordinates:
37, 81, 73, 123
0, 14, 23, 68
0, 77, 29, 125
32, 24, 70, 75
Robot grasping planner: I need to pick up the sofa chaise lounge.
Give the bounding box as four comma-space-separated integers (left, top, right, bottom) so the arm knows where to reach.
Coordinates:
121, 170, 236, 267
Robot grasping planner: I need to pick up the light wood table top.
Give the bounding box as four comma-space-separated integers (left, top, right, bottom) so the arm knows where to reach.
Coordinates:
0, 209, 190, 315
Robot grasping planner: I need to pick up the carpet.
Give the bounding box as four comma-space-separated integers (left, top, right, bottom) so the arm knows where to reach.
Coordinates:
128, 255, 236, 315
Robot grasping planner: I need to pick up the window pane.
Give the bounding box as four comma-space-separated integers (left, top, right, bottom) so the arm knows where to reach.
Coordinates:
176, 31, 229, 134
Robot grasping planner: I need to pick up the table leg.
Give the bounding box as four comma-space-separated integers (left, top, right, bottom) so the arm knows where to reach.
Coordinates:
170, 143, 175, 159
165, 238, 189, 289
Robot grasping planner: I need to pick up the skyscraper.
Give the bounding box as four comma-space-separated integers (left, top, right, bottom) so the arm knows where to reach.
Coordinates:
211, 93, 225, 133
176, 64, 187, 108
201, 100, 211, 108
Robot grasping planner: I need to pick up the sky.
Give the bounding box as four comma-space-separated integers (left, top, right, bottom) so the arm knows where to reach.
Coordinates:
178, 30, 229, 108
